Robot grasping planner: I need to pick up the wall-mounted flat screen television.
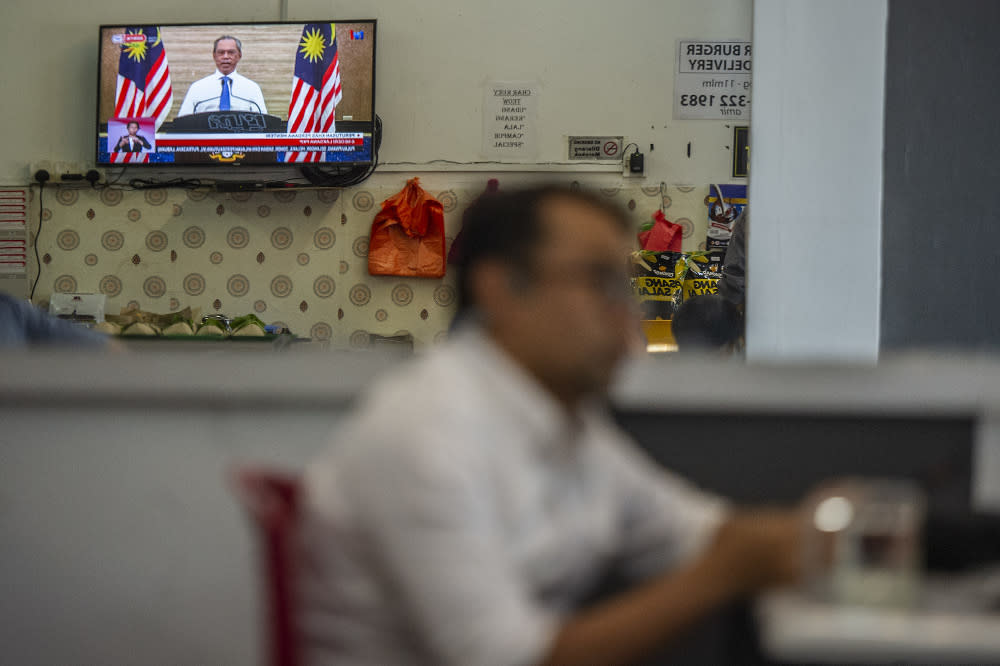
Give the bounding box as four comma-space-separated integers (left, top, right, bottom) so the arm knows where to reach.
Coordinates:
96, 20, 376, 168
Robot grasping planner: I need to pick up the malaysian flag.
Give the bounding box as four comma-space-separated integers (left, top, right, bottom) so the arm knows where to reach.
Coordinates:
113, 27, 172, 164
285, 23, 342, 163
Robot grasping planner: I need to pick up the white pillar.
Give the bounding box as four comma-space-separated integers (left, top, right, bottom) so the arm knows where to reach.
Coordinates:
747, 0, 887, 362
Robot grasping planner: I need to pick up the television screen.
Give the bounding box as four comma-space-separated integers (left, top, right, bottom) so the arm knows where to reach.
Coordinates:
96, 21, 376, 168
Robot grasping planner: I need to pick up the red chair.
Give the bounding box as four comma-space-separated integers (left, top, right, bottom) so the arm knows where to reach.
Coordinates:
230, 465, 302, 666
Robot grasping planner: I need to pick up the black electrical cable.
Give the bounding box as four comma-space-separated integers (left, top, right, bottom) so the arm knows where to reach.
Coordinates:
100, 166, 129, 188
127, 177, 205, 190
299, 114, 382, 188
622, 143, 640, 161
620, 142, 641, 172
29, 180, 44, 300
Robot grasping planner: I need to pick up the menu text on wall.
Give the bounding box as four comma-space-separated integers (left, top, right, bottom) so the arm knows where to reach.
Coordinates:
483, 82, 538, 159
673, 41, 751, 121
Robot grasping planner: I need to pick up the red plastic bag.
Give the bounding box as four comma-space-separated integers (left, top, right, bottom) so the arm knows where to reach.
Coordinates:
368, 178, 446, 278
637, 210, 682, 252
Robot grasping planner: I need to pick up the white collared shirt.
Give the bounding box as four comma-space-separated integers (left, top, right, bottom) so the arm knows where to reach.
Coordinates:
300, 328, 727, 666
176, 69, 268, 116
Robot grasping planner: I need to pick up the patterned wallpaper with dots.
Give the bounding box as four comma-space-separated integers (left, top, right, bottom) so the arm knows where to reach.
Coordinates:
32, 181, 713, 349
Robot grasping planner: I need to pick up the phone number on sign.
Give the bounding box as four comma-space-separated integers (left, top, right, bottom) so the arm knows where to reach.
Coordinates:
679, 94, 748, 108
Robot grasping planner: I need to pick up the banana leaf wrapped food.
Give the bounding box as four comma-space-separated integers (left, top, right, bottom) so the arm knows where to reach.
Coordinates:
196, 317, 228, 337
93, 321, 122, 336
162, 313, 196, 336
121, 321, 160, 336
230, 313, 268, 337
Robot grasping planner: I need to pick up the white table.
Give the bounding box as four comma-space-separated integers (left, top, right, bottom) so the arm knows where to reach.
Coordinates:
758, 572, 1000, 664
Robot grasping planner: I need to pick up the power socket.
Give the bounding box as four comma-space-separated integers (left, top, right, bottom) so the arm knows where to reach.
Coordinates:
54, 161, 92, 181
29, 160, 94, 183
623, 150, 645, 178
629, 151, 644, 174
29, 161, 53, 182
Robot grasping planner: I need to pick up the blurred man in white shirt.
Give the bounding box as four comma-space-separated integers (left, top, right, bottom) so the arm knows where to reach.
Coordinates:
300, 185, 802, 666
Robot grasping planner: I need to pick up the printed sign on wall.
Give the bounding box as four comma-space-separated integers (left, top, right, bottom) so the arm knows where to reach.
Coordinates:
673, 40, 751, 121
482, 81, 538, 159
568, 136, 623, 161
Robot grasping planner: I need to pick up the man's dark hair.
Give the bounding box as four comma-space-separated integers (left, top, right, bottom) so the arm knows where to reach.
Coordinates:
126, 121, 139, 130
214, 35, 243, 55
453, 184, 630, 315
671, 294, 743, 351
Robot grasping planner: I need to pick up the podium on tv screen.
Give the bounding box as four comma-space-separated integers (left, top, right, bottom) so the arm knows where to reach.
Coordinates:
164, 112, 287, 165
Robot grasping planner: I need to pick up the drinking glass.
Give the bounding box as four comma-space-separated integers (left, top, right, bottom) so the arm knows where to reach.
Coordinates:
803, 478, 926, 608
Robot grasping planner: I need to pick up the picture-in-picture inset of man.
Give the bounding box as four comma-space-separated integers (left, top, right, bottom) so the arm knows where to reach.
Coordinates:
109, 118, 155, 153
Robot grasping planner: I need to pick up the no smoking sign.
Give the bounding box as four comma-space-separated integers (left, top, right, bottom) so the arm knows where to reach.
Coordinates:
568, 135, 623, 161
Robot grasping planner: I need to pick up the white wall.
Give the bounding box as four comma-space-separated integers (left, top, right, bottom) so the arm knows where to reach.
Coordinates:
747, 0, 887, 362
2, 0, 895, 361
0, 0, 752, 186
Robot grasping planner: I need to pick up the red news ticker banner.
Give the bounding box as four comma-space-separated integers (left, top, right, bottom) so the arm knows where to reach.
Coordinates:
156, 133, 364, 148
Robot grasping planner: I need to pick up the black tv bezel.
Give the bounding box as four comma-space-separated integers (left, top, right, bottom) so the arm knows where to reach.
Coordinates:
95, 19, 378, 169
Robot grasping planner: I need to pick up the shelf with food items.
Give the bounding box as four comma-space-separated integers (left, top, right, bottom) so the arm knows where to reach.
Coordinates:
84, 304, 303, 350
97, 312, 282, 339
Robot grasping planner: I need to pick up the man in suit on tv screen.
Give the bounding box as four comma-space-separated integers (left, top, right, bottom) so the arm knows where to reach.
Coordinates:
177, 36, 268, 116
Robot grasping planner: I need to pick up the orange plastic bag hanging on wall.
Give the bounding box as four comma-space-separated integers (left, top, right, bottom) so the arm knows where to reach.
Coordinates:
367, 178, 446, 278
